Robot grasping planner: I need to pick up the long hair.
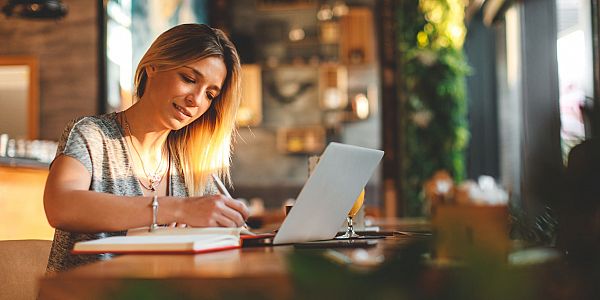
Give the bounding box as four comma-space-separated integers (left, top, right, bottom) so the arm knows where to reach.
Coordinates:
133, 24, 241, 196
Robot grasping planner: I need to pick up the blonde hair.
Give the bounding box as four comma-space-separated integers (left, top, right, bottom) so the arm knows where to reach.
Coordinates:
134, 24, 241, 196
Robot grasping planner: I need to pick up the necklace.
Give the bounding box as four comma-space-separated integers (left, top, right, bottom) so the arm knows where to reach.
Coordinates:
121, 112, 168, 192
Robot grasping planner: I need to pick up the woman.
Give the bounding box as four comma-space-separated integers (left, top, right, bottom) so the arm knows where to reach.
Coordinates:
44, 24, 249, 272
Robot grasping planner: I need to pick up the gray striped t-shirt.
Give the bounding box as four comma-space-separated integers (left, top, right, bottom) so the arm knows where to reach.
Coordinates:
46, 112, 215, 272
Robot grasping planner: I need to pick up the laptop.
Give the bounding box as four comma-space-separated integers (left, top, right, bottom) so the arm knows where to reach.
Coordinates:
272, 142, 384, 245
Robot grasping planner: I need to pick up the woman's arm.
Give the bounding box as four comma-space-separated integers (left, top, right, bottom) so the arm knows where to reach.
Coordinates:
43, 155, 249, 233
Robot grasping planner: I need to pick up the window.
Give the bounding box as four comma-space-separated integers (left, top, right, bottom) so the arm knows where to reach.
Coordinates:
556, 0, 595, 159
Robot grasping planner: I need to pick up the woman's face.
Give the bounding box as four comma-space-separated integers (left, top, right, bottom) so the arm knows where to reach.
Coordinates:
144, 56, 227, 130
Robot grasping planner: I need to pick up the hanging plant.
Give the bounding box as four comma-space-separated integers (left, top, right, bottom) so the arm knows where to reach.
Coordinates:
396, 0, 471, 216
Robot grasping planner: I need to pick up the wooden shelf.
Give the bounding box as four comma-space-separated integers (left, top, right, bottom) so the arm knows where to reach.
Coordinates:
256, 0, 318, 11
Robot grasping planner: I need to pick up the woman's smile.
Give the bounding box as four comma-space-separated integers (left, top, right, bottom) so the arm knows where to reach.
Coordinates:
173, 102, 193, 120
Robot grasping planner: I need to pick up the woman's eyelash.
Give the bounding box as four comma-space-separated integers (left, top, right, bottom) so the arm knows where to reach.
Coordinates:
179, 72, 216, 100
180, 74, 195, 83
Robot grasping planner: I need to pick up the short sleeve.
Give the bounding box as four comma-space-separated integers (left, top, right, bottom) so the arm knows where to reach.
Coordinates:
52, 117, 99, 175
205, 178, 219, 195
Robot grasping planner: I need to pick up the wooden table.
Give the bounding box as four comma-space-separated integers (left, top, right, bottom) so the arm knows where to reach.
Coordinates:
38, 222, 426, 300
38, 218, 595, 300
39, 246, 295, 299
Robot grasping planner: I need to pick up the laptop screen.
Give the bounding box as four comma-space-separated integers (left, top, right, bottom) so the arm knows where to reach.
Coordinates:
273, 142, 384, 244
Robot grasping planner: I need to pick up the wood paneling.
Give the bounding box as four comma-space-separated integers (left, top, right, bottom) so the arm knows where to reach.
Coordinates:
0, 166, 54, 240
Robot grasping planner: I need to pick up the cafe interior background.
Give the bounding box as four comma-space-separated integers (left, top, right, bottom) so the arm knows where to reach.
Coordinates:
0, 0, 599, 298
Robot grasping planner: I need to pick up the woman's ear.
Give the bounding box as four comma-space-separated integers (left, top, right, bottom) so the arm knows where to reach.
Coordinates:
146, 65, 158, 77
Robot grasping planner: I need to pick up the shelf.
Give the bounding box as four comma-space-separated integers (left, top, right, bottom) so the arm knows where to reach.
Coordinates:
256, 0, 318, 12
0, 156, 49, 169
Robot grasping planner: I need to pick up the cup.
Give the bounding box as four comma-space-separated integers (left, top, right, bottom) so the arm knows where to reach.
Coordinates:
6, 139, 16, 157
0, 134, 8, 156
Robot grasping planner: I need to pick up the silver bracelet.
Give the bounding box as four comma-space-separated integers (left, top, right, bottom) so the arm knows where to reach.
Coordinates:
149, 195, 159, 232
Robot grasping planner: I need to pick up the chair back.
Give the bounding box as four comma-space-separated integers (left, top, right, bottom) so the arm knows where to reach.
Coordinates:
0, 240, 52, 300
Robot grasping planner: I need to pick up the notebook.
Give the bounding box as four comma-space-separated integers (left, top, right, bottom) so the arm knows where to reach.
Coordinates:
72, 142, 383, 253
72, 227, 264, 254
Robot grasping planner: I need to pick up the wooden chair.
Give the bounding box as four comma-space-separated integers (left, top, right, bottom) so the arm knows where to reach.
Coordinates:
0, 240, 52, 300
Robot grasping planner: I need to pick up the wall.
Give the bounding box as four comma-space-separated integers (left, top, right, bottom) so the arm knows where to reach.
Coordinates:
227, 1, 381, 208
0, 0, 99, 140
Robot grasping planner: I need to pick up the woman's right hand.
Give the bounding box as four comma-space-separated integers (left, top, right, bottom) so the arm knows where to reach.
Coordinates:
179, 194, 249, 228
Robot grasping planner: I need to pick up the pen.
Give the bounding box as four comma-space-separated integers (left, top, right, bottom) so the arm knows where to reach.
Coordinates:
211, 173, 232, 198
211, 174, 249, 229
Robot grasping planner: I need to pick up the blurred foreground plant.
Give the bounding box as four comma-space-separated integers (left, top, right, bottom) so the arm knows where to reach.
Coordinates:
288, 239, 540, 300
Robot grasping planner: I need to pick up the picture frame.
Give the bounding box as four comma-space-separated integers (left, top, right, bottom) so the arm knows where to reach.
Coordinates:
276, 126, 326, 154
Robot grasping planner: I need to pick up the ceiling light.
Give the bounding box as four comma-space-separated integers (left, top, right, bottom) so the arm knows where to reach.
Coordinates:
2, 0, 68, 20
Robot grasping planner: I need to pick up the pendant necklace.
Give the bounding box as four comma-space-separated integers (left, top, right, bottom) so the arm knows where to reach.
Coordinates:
121, 112, 169, 192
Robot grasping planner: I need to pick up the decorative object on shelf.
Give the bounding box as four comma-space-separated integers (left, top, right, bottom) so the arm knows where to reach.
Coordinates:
286, 24, 321, 64
318, 64, 375, 123
397, 0, 471, 216
348, 91, 370, 120
267, 80, 314, 105
339, 7, 375, 64
1, 0, 67, 19
316, 0, 348, 21
262, 67, 320, 127
277, 126, 326, 154
319, 21, 339, 44
323, 85, 375, 123
288, 26, 306, 42
318, 65, 347, 110
236, 64, 263, 127
319, 65, 377, 125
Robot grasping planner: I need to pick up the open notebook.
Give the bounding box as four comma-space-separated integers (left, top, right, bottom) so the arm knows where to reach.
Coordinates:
72, 227, 262, 254
72, 142, 384, 254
